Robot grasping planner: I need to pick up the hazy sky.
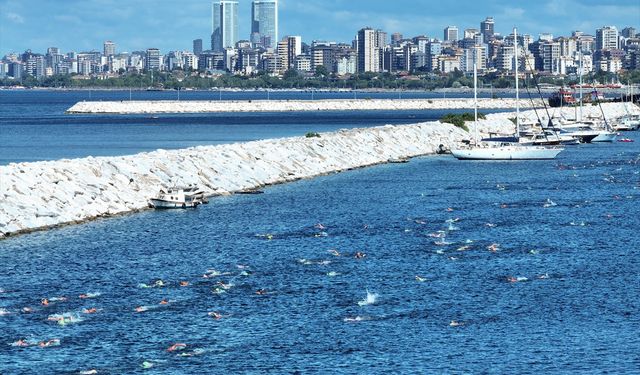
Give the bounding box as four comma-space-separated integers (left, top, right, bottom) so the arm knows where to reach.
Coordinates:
1, 0, 638, 55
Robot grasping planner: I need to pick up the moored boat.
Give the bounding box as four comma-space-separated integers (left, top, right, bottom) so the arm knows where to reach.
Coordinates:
452, 28, 563, 161
149, 186, 208, 209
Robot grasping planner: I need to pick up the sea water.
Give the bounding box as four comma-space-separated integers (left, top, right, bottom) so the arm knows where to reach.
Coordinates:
0, 91, 639, 373
0, 90, 508, 165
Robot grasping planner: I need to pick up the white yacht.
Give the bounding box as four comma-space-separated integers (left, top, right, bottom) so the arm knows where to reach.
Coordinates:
149, 186, 208, 209
614, 114, 640, 131
452, 143, 564, 160
452, 28, 564, 161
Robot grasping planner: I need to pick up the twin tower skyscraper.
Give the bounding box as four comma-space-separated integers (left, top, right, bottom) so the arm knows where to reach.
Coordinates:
211, 0, 278, 52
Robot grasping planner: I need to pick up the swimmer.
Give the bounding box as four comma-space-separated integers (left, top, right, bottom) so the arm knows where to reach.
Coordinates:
314, 223, 326, 230
141, 361, 154, 369
487, 243, 500, 252
135, 306, 149, 313
354, 252, 366, 259
212, 287, 226, 295
208, 311, 223, 320
159, 299, 169, 305
167, 343, 187, 352
449, 320, 464, 327
41, 298, 49, 306
343, 316, 367, 322
179, 281, 189, 287
12, 338, 30, 347
327, 249, 341, 257
415, 276, 426, 282
82, 308, 98, 314
255, 289, 268, 295
178, 348, 206, 357
39, 339, 60, 348
79, 292, 101, 299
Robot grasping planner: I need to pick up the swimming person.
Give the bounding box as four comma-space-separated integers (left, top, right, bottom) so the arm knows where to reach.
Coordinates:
38, 339, 60, 348
167, 343, 187, 352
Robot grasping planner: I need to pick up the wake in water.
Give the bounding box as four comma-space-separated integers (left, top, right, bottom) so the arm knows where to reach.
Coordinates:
357, 290, 378, 306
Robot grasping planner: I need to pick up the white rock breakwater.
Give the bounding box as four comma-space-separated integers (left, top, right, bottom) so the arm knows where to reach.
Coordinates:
66, 98, 543, 114
0, 121, 474, 238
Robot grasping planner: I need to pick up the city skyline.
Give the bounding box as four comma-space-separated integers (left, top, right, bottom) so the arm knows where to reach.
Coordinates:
1, 0, 639, 55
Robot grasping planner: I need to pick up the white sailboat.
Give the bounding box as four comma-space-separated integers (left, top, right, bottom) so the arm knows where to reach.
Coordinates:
559, 51, 617, 142
452, 28, 564, 161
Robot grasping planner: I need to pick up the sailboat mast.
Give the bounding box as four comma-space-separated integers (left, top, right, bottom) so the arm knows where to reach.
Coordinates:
514, 27, 520, 136
579, 51, 583, 122
474, 62, 478, 145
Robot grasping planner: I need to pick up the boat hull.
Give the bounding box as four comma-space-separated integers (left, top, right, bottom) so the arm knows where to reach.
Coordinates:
149, 199, 201, 209
591, 132, 617, 143
451, 146, 563, 160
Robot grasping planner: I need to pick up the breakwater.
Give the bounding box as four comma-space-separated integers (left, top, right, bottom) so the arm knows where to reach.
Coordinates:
0, 121, 476, 238
66, 98, 544, 114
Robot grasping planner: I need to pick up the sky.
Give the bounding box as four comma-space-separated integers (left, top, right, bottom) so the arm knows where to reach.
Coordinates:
1, 0, 639, 55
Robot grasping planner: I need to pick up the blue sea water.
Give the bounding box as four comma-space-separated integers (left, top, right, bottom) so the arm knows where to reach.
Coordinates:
0, 90, 509, 165
0, 91, 639, 374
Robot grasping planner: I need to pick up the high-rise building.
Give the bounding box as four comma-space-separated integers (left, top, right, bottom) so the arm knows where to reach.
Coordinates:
464, 28, 479, 39
145, 48, 161, 71
444, 26, 458, 42
391, 32, 403, 45
480, 17, 495, 44
251, 0, 278, 49
278, 36, 302, 71
193, 39, 203, 56
357, 28, 380, 73
212, 1, 239, 52
596, 26, 619, 50
621, 27, 637, 39
103, 41, 116, 57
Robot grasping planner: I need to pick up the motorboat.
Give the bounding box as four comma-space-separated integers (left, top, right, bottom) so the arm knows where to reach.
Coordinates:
149, 185, 208, 209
